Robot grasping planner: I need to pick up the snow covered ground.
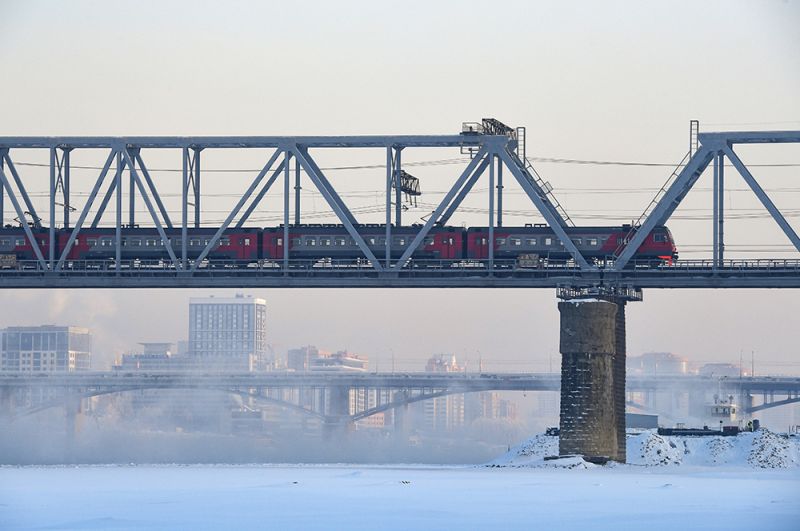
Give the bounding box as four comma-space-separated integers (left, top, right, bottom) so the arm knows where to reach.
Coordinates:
1, 462, 798, 530
492, 429, 800, 468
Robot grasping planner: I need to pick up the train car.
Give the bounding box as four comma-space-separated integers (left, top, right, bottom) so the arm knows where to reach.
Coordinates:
57, 228, 261, 263
262, 224, 465, 264
465, 225, 677, 265
0, 227, 53, 265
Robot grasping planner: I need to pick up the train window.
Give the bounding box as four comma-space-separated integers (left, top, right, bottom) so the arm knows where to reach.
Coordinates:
0, 238, 9, 246
378, 237, 386, 246
243, 238, 251, 246
495, 238, 506, 245
87, 238, 97, 247
129, 238, 141, 246
393, 237, 406, 246
146, 238, 157, 247
587, 238, 598, 246
526, 238, 536, 246
510, 237, 521, 246
276, 237, 283, 246
100, 238, 113, 247
319, 237, 331, 246
366, 237, 376, 245
291, 238, 300, 246
572, 238, 582, 246
424, 237, 435, 246
219, 237, 230, 246
335, 237, 347, 246
444, 237, 454, 245
190, 238, 200, 246
653, 234, 667, 243
544, 237, 552, 246
305, 237, 316, 246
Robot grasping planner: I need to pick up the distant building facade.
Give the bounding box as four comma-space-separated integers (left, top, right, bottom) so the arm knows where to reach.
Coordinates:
0, 325, 91, 372
188, 294, 268, 371
287, 345, 368, 372
627, 352, 688, 376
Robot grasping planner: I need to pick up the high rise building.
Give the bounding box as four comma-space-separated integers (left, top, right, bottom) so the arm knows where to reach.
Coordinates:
188, 294, 268, 371
0, 325, 91, 372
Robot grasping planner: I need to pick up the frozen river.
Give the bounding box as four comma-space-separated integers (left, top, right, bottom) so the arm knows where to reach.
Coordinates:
1, 464, 798, 530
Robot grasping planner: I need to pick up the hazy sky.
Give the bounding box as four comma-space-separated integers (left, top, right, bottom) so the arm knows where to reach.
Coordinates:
0, 0, 798, 373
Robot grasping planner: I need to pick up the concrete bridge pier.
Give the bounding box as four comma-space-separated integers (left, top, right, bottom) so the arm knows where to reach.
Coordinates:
64, 394, 83, 458
392, 390, 410, 438
322, 386, 352, 439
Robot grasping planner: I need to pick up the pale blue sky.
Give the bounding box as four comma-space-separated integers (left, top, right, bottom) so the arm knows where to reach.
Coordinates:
0, 0, 798, 372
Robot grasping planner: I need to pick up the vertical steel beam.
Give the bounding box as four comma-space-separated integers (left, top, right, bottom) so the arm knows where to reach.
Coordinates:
395, 148, 402, 227
128, 149, 135, 228
283, 151, 290, 271
497, 158, 503, 228
488, 153, 495, 272
293, 146, 383, 271
395, 147, 488, 269
385, 146, 392, 268
49, 147, 56, 267
712, 153, 719, 270
181, 147, 188, 268
0, 163, 47, 267
121, 149, 180, 267
723, 146, 800, 252
3, 155, 39, 226
134, 152, 173, 229
115, 151, 122, 272
189, 148, 283, 271
63, 149, 70, 229
57, 149, 117, 269
294, 157, 301, 226
193, 148, 201, 228
718, 152, 725, 262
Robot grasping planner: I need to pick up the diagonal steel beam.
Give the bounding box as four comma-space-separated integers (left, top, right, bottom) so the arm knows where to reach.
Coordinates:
121, 148, 180, 268
497, 148, 592, 270
190, 148, 283, 271
235, 157, 286, 228
437, 154, 490, 226
724, 146, 800, 252
91, 167, 121, 228
504, 149, 568, 228
134, 151, 173, 229
395, 147, 488, 269
57, 149, 118, 270
292, 146, 383, 271
294, 147, 359, 227
2, 154, 40, 226
613, 146, 716, 270
0, 161, 47, 268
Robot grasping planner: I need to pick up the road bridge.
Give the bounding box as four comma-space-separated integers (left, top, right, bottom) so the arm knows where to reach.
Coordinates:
2, 372, 797, 418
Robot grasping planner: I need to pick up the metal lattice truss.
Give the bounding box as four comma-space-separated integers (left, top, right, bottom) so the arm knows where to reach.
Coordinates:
0, 126, 590, 274
612, 131, 800, 271
0, 124, 797, 281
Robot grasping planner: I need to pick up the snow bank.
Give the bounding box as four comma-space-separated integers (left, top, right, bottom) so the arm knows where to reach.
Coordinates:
493, 430, 800, 468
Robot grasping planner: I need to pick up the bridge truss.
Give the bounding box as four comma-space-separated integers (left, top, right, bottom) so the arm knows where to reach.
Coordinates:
0, 121, 797, 288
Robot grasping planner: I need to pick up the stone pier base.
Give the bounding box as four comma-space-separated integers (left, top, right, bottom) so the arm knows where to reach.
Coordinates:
558, 299, 621, 462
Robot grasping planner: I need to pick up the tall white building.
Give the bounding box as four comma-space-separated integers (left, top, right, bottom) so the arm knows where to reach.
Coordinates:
188, 294, 268, 371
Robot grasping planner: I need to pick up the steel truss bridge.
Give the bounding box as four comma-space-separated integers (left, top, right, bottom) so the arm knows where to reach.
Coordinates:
2, 372, 798, 421
0, 120, 798, 289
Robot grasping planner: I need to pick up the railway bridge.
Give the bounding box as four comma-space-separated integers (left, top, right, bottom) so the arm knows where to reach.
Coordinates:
0, 119, 798, 461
